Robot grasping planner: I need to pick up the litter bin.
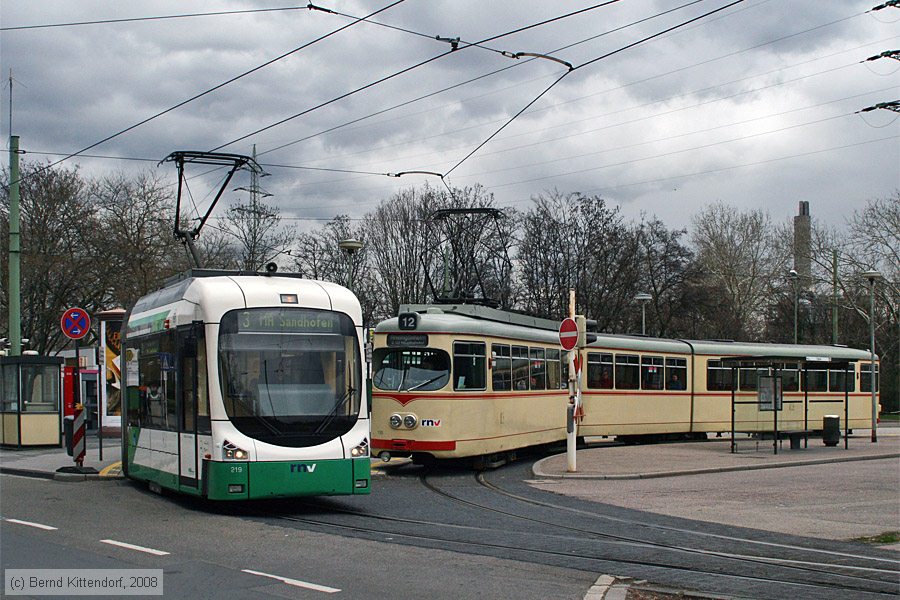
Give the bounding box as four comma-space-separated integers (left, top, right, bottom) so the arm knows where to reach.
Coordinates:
823, 415, 840, 447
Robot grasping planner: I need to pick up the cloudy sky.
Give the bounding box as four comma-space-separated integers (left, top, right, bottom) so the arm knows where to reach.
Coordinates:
2, 1, 898, 234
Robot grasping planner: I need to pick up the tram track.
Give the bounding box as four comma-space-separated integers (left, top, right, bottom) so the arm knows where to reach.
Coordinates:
242, 467, 898, 599
272, 507, 896, 599
422, 469, 899, 597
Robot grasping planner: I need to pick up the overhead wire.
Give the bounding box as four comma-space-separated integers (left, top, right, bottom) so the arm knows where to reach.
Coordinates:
442, 0, 746, 178
0, 5, 311, 31
212, 0, 627, 152
266, 31, 893, 172
16, 0, 407, 184
259, 0, 707, 158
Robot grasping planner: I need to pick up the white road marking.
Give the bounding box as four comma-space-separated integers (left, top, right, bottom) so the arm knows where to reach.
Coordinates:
242, 569, 341, 593
5, 518, 58, 531
100, 539, 170, 556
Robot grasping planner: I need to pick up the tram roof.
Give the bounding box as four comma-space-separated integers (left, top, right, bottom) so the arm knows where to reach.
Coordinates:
130, 269, 358, 319
375, 304, 873, 360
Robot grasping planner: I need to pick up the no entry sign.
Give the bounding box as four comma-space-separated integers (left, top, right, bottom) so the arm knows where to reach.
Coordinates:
559, 317, 578, 351
61, 307, 91, 340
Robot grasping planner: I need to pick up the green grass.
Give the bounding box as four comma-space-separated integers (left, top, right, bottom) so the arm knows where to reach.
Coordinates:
880, 413, 900, 422
855, 532, 900, 545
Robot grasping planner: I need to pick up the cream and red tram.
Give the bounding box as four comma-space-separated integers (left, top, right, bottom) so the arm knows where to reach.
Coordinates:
371, 304, 879, 465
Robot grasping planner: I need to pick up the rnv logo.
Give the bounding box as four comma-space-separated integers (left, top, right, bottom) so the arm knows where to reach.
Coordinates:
421, 419, 441, 427
290, 463, 317, 473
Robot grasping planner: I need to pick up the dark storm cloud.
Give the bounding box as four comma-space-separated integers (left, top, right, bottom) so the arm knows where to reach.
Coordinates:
1, 1, 897, 231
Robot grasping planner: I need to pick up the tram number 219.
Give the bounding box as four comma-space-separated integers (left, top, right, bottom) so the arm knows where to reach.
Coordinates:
230, 465, 244, 474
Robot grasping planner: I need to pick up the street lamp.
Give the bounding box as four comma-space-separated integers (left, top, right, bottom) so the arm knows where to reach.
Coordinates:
634, 292, 652, 335
788, 269, 799, 344
338, 238, 364, 291
861, 270, 882, 443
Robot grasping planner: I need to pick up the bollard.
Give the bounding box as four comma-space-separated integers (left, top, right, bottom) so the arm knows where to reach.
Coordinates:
823, 415, 840, 447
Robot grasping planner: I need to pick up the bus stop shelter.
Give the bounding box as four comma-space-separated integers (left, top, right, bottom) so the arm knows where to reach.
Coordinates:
721, 355, 855, 455
0, 355, 64, 448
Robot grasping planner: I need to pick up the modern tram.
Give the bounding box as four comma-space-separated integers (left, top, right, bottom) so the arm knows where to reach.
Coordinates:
121, 269, 371, 500
370, 303, 879, 466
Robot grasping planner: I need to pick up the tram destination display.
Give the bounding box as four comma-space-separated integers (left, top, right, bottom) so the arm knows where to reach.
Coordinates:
236, 308, 339, 334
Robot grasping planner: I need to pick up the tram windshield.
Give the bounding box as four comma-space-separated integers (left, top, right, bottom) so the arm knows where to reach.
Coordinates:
219, 308, 361, 447
372, 348, 450, 391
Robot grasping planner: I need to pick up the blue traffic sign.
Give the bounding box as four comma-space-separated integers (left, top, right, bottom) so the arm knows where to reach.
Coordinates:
61, 307, 91, 340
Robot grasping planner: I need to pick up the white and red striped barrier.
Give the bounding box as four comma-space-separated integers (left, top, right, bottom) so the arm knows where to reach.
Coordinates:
71, 406, 86, 466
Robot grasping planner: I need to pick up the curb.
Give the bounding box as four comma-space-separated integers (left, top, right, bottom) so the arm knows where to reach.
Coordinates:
0, 467, 56, 480
532, 452, 900, 480
0, 466, 125, 482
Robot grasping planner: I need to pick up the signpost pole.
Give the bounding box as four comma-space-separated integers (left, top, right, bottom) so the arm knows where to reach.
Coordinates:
60, 307, 91, 469
566, 290, 577, 473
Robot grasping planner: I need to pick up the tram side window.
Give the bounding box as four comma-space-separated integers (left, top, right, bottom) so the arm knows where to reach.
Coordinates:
454, 342, 486, 391
512, 346, 530, 390
615, 354, 640, 390
665, 358, 687, 390
779, 365, 799, 392
706, 360, 733, 391
828, 368, 854, 393
861, 363, 879, 392
641, 356, 664, 390
802, 368, 828, 392
587, 353, 614, 389
739, 368, 759, 392
546, 349, 562, 389
492, 344, 511, 391
529, 347, 546, 390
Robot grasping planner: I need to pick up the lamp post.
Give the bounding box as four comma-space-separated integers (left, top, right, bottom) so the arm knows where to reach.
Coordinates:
862, 270, 881, 443
634, 293, 652, 335
788, 269, 799, 344
338, 238, 364, 291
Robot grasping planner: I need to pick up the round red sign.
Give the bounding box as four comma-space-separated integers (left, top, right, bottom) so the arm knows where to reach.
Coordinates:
61, 307, 91, 340
559, 317, 578, 351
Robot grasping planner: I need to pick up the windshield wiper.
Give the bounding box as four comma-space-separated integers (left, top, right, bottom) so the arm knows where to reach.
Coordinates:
406, 374, 446, 391
314, 386, 356, 435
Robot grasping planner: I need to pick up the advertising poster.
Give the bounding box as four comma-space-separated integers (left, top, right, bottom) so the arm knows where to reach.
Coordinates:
98, 310, 126, 428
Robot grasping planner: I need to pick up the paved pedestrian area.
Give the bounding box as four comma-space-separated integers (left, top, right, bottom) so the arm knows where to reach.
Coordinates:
531, 428, 900, 548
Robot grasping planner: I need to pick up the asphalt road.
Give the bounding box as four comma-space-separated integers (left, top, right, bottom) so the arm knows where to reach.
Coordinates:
2, 440, 899, 600
0, 473, 592, 600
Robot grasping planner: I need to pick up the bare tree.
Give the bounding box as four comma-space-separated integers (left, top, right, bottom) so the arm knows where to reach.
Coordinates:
221, 195, 294, 271
90, 171, 184, 309
1, 161, 103, 354
690, 203, 789, 340
636, 216, 695, 337
364, 186, 444, 318
519, 190, 640, 329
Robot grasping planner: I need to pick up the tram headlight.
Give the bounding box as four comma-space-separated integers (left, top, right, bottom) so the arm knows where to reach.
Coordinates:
389, 414, 403, 429
350, 438, 369, 458
223, 440, 249, 461
403, 414, 418, 429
